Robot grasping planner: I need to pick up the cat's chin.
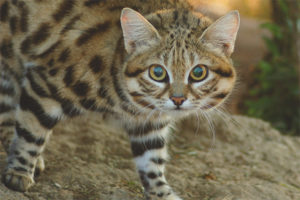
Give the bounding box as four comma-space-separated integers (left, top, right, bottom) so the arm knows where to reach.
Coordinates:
165, 108, 194, 117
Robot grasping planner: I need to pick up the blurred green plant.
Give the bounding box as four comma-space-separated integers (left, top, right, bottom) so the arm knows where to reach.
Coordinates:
245, 0, 299, 135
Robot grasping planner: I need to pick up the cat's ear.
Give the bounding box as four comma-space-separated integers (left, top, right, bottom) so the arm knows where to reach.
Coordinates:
200, 10, 240, 57
121, 8, 161, 54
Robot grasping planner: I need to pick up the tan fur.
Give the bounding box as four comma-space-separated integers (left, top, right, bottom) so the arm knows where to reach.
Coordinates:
0, 0, 239, 197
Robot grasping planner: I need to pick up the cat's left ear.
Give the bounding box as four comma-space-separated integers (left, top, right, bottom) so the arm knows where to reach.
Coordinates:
121, 8, 161, 54
200, 11, 240, 57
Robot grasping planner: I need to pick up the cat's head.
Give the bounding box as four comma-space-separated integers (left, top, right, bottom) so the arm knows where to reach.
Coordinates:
120, 8, 239, 115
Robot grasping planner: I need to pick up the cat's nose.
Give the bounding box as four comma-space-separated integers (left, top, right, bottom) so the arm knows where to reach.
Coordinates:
170, 96, 186, 106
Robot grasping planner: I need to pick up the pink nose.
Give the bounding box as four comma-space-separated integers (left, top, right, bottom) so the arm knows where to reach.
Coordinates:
170, 96, 186, 106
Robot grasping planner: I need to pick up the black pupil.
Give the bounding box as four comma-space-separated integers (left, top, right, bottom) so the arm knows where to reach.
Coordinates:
154, 66, 163, 77
193, 66, 204, 77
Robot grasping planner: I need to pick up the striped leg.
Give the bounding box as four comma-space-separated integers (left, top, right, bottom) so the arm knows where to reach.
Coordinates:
130, 125, 182, 200
0, 63, 20, 152
2, 87, 60, 192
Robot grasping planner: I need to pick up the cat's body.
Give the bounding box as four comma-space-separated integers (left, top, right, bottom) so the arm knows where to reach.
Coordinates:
0, 0, 239, 199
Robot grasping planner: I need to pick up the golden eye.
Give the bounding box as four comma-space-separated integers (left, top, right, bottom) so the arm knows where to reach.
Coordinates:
189, 64, 208, 82
149, 64, 168, 82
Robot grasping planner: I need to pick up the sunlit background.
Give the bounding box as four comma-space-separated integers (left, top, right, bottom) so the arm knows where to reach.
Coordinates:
189, 0, 299, 135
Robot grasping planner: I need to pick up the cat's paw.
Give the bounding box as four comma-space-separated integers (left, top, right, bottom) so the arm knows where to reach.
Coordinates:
2, 169, 34, 192
145, 186, 182, 200
146, 193, 183, 200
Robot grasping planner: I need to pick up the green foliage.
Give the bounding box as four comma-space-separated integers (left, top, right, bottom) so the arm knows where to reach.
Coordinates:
246, 0, 299, 135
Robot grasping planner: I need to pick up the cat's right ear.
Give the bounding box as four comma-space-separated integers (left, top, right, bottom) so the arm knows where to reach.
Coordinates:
200, 10, 240, 57
121, 8, 161, 54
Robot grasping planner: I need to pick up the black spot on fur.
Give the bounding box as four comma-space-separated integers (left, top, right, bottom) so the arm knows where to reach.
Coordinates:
0, 39, 14, 58
80, 98, 97, 110
31, 23, 51, 45
0, 1, 9, 22
89, 55, 103, 73
156, 181, 165, 187
84, 0, 104, 7
28, 151, 38, 157
151, 158, 166, 165
72, 81, 90, 96
147, 172, 157, 179
76, 22, 110, 46
16, 156, 27, 165
9, 16, 18, 34
49, 68, 59, 76
47, 59, 55, 67
20, 37, 31, 54
173, 10, 178, 21
131, 138, 165, 157
52, 0, 75, 22
63, 65, 74, 86
157, 193, 164, 197
18, 1, 29, 32
58, 48, 70, 63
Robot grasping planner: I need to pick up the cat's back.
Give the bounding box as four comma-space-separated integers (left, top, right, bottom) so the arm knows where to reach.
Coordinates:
0, 0, 191, 67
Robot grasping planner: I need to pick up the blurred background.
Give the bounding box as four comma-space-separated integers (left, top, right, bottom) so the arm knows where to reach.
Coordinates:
189, 0, 299, 136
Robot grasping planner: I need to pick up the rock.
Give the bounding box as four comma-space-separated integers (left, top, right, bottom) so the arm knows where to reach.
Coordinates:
0, 114, 299, 200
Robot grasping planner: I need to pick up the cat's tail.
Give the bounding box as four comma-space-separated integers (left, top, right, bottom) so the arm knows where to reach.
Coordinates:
0, 60, 22, 153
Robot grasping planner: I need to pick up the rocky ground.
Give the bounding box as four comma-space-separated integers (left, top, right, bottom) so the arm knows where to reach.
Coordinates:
1, 113, 300, 200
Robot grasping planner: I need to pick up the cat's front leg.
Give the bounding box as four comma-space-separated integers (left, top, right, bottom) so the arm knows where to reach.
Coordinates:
2, 87, 60, 192
129, 125, 182, 200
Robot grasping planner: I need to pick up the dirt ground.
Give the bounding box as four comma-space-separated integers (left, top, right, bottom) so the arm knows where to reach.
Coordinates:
1, 113, 300, 200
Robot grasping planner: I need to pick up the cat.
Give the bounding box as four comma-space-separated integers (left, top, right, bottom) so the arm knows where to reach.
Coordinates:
0, 0, 239, 199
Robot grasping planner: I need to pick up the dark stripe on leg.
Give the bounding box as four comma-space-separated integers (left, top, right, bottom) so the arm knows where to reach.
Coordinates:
126, 122, 168, 136
46, 83, 81, 117
0, 103, 14, 113
20, 89, 58, 129
0, 85, 15, 96
16, 123, 45, 146
16, 156, 27, 165
151, 157, 166, 165
0, 120, 15, 127
131, 138, 165, 157
27, 72, 49, 97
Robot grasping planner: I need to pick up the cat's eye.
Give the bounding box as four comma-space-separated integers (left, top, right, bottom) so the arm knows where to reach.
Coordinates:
189, 64, 208, 82
149, 64, 168, 82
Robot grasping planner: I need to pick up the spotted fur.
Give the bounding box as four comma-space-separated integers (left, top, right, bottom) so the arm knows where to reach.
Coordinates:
0, 0, 239, 199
